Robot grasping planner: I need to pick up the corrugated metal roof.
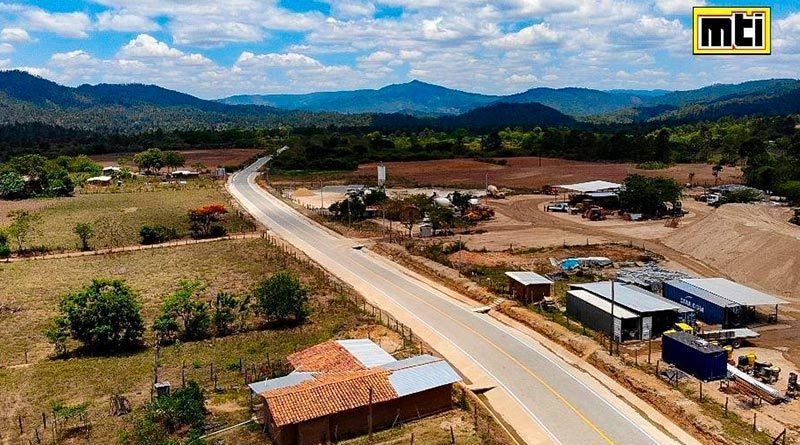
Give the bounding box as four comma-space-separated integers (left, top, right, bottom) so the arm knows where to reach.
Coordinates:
680, 278, 788, 306
379, 354, 441, 370
571, 281, 682, 313
567, 290, 639, 319
336, 339, 397, 368
505, 271, 553, 286
249, 372, 316, 394
386, 357, 462, 397
557, 180, 622, 193
665, 279, 738, 308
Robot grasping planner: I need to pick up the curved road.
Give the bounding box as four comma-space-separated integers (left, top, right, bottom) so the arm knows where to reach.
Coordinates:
229, 158, 696, 445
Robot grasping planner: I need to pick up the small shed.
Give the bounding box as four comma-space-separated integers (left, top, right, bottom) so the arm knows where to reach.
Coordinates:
505, 271, 553, 303
86, 175, 112, 186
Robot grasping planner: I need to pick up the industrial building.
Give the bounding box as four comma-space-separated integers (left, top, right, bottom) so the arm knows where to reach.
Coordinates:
249, 339, 461, 445
663, 278, 787, 327
567, 281, 694, 341
505, 271, 553, 304
662, 332, 728, 381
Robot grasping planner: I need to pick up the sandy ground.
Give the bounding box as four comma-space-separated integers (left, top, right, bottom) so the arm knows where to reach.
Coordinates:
351, 157, 744, 190
91, 148, 264, 168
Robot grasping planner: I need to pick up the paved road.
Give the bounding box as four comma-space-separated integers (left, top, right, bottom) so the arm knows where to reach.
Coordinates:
229, 158, 692, 445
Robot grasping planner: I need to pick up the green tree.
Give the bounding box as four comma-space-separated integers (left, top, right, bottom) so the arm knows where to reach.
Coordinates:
253, 271, 309, 323
162, 151, 187, 173
212, 291, 239, 336
160, 281, 210, 341
0, 171, 28, 199
429, 206, 456, 234
73, 222, 94, 251
6, 209, 43, 252
0, 230, 10, 260
43, 317, 69, 356
121, 381, 206, 445
618, 174, 683, 216
53, 279, 145, 354
134, 148, 165, 175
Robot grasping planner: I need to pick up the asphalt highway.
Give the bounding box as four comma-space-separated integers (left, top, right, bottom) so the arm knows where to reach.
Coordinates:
229, 158, 692, 445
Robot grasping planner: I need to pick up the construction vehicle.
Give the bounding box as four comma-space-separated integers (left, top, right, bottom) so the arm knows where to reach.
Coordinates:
486, 185, 505, 199
791, 208, 800, 226
754, 361, 781, 384
787, 372, 800, 398
582, 206, 608, 221
664, 322, 695, 335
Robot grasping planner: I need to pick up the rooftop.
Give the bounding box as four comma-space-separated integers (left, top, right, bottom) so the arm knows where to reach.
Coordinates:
557, 180, 623, 194
253, 340, 461, 427
677, 278, 787, 307
505, 271, 553, 286
571, 281, 684, 313
567, 289, 639, 319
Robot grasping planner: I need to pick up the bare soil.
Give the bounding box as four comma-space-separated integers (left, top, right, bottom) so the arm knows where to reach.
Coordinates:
91, 148, 264, 168
351, 157, 743, 190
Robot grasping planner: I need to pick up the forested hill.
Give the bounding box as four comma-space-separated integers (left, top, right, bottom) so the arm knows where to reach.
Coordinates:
0, 70, 370, 132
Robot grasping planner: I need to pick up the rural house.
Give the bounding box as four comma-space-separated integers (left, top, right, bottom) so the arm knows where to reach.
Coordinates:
249, 339, 461, 445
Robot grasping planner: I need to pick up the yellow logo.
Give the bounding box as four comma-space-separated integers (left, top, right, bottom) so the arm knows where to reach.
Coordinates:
693, 7, 771, 55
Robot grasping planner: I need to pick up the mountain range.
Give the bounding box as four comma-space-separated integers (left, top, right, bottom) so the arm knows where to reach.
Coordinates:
1, 70, 800, 134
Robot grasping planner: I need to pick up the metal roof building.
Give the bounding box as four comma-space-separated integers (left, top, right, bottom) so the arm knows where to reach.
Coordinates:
557, 180, 623, 194
569, 281, 696, 340
250, 340, 461, 445
664, 278, 787, 327
566, 289, 641, 341
505, 271, 554, 304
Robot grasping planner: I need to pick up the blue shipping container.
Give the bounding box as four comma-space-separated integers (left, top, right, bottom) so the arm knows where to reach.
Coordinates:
662, 332, 727, 381
662, 280, 735, 325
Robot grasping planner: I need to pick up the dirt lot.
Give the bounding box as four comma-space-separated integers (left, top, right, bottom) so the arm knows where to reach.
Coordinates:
351, 157, 743, 190
91, 148, 264, 168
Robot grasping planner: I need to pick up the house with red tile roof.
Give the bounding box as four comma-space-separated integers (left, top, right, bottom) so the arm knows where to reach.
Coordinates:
249, 339, 461, 445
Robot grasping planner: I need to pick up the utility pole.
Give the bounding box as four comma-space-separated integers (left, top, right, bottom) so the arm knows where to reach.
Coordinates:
320, 181, 324, 210
609, 280, 616, 355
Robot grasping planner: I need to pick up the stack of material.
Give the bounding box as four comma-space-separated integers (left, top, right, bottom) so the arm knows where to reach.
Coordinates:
727, 364, 786, 405
617, 265, 694, 293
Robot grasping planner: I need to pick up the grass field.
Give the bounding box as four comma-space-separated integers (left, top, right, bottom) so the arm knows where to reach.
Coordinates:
0, 187, 253, 251
0, 238, 376, 443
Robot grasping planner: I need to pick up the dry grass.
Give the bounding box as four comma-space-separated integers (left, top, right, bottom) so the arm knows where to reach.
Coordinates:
0, 187, 252, 251
0, 238, 375, 444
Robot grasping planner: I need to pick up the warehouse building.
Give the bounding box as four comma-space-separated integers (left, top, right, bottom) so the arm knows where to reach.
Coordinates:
568, 281, 694, 340
663, 278, 787, 327
505, 271, 553, 304
249, 339, 461, 445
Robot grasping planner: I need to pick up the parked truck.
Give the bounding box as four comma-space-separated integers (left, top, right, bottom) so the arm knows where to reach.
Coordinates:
665, 324, 759, 348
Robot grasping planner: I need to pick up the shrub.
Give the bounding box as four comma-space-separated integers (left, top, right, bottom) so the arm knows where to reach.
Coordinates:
140, 225, 180, 245
188, 204, 228, 239
253, 271, 310, 323
50, 279, 145, 354
716, 189, 764, 206
157, 281, 210, 342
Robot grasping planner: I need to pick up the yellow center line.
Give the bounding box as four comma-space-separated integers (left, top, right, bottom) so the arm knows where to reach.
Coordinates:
238, 173, 617, 445
380, 275, 617, 445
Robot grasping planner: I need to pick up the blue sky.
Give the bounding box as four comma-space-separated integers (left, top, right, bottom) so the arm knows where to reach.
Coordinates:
0, 0, 798, 98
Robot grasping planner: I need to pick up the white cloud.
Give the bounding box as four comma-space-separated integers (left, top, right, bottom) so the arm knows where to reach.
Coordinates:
0, 27, 31, 42
236, 51, 322, 68
15, 66, 57, 78
51, 50, 96, 66
359, 50, 394, 63
119, 34, 184, 58
96, 11, 160, 32
0, 42, 12, 54
399, 50, 423, 60
0, 58, 10, 68
22, 8, 91, 38
655, 0, 706, 15
506, 73, 538, 83
488, 22, 560, 49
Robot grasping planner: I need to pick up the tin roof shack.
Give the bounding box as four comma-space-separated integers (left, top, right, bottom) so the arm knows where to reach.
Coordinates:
663, 278, 787, 327
505, 272, 553, 304
571, 282, 695, 339
566, 289, 640, 341
662, 332, 727, 381
249, 339, 461, 445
